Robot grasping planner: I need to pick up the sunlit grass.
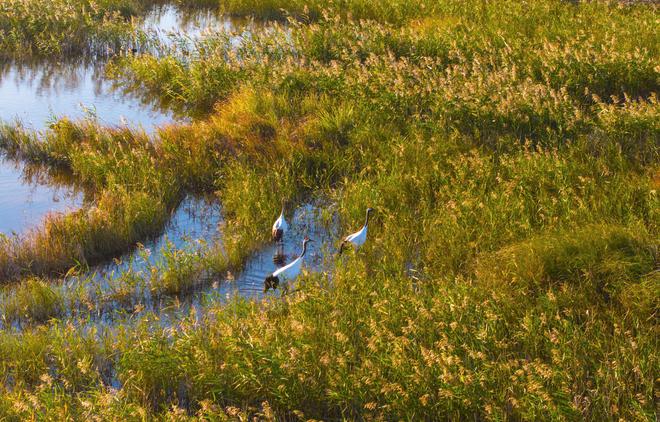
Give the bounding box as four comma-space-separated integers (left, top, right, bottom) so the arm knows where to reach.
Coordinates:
0, 0, 657, 419
0, 0, 155, 58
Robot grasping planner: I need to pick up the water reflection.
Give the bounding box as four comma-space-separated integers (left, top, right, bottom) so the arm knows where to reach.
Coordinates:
143, 4, 238, 46
148, 203, 337, 329
0, 57, 175, 133
0, 200, 339, 331
89, 201, 335, 304
93, 194, 222, 281
215, 203, 336, 300
0, 4, 240, 133
0, 4, 235, 235
0, 155, 84, 235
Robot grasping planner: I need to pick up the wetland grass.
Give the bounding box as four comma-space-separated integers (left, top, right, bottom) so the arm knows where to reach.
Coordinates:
0, 0, 658, 419
0, 0, 228, 59
0, 0, 156, 58
0, 120, 180, 279
1, 277, 64, 324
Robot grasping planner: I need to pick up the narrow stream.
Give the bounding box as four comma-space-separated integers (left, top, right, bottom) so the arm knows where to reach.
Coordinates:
213, 203, 337, 300
92, 202, 336, 314
107, 201, 338, 330
0, 200, 338, 330
92, 195, 223, 281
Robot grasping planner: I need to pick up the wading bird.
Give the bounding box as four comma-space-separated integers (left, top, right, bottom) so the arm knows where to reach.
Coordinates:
272, 200, 289, 265
264, 236, 313, 292
339, 207, 374, 255
271, 200, 288, 242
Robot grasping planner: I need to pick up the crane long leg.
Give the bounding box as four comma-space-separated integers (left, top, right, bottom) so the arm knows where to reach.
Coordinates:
338, 241, 346, 256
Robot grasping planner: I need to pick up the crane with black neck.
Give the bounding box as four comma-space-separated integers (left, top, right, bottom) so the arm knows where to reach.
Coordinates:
264, 236, 313, 292
339, 207, 374, 255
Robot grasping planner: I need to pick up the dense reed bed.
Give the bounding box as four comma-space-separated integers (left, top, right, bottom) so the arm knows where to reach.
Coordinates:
0, 0, 658, 419
0, 0, 225, 58
0, 0, 152, 58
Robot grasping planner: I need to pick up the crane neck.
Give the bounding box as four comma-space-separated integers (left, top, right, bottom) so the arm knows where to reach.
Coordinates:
364, 211, 371, 228
300, 241, 308, 258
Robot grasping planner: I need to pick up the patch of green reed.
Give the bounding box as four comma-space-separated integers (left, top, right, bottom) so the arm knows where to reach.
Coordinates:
476, 224, 657, 308
1, 277, 64, 324
0, 111, 235, 279
112, 0, 658, 119
0, 185, 170, 281
0, 120, 178, 280
0, 0, 657, 419
0, 0, 160, 58
149, 240, 204, 297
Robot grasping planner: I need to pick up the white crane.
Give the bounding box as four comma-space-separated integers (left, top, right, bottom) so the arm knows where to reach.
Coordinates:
339, 207, 374, 255
272, 200, 289, 265
264, 236, 313, 292
271, 201, 288, 242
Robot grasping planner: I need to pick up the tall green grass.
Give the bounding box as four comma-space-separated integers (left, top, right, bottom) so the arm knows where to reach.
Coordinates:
0, 0, 158, 58
0, 121, 178, 280
0, 0, 657, 419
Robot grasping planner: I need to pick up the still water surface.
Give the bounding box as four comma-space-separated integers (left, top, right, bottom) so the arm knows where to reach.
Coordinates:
0, 156, 84, 235
91, 201, 335, 307
0, 5, 230, 235
0, 201, 336, 330
0, 4, 233, 133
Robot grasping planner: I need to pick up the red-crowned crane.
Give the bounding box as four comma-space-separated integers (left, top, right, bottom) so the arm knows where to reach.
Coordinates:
265, 236, 313, 292
339, 208, 374, 255
271, 201, 288, 242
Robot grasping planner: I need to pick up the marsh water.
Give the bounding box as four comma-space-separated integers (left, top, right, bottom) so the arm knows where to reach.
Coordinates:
0, 4, 330, 329
0, 5, 236, 133
0, 200, 336, 330
0, 156, 84, 235
143, 4, 238, 45
93, 202, 335, 311
203, 203, 336, 300
0, 5, 234, 236
92, 195, 223, 281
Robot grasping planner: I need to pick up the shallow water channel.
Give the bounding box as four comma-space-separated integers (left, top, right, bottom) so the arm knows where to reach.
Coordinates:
0, 156, 84, 235
0, 199, 337, 330
0, 4, 326, 330
93, 201, 336, 313
0, 5, 234, 236
202, 202, 337, 300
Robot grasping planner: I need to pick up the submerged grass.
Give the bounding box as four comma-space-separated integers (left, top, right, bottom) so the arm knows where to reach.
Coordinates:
0, 242, 212, 327
0, 0, 658, 419
1, 277, 64, 324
